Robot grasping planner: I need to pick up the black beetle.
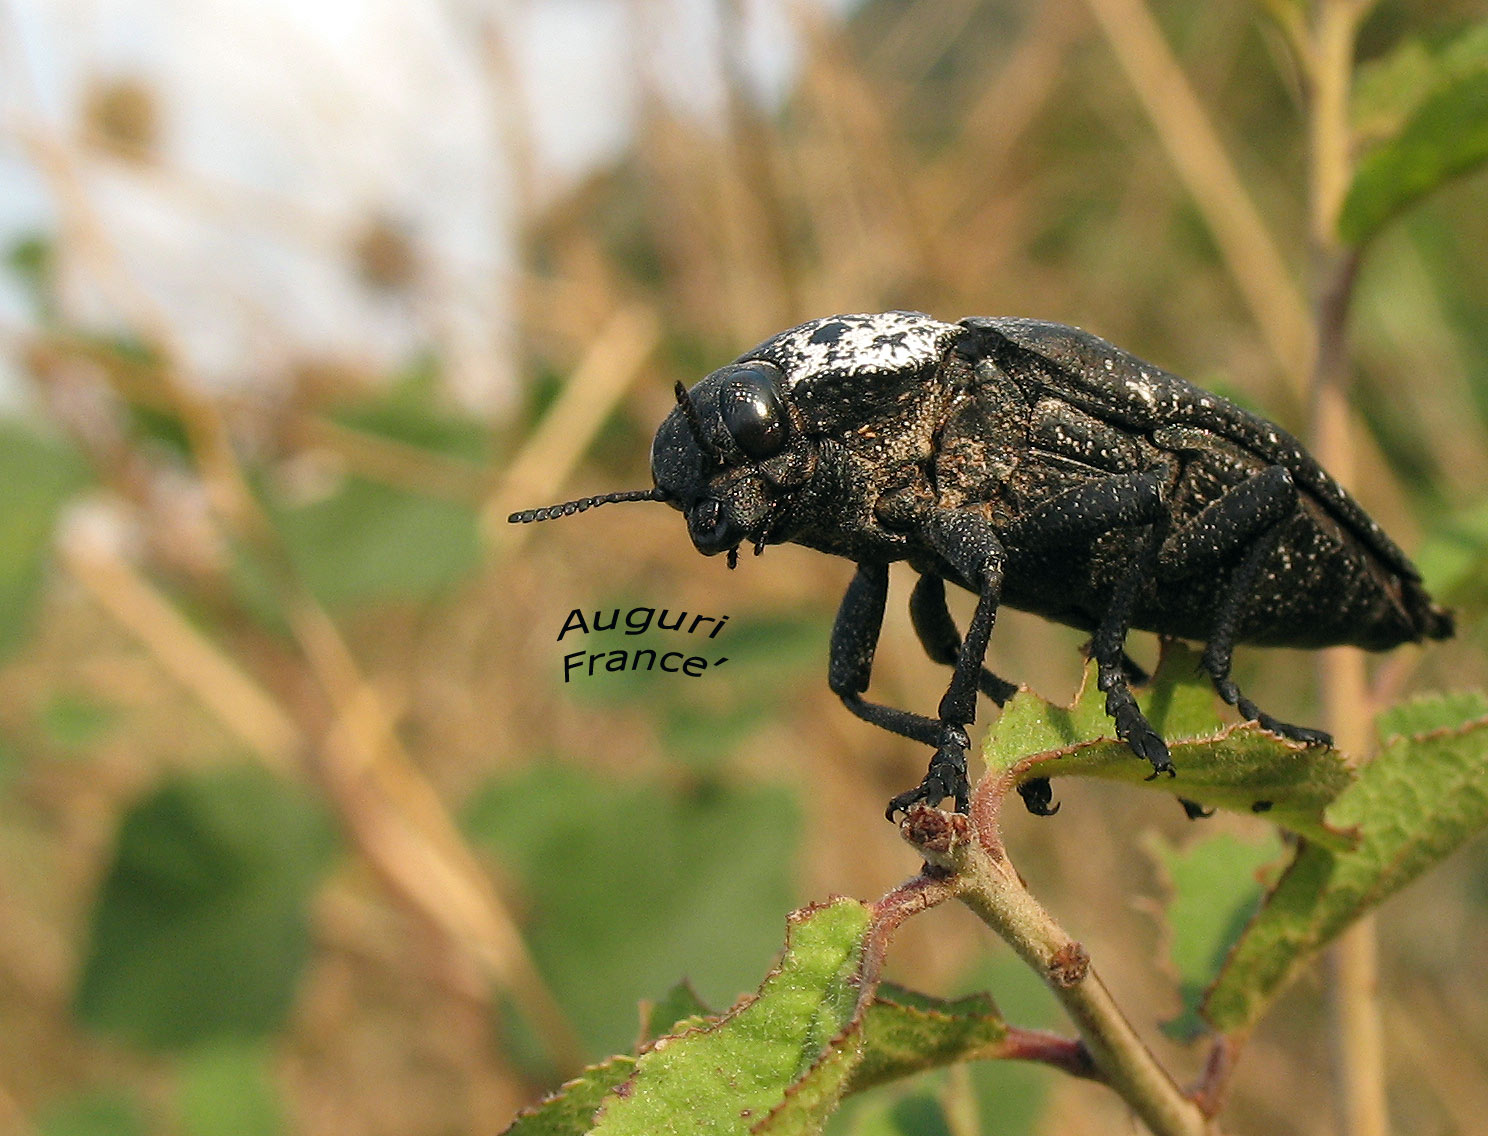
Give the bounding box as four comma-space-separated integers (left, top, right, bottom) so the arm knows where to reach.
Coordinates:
510, 313, 1453, 820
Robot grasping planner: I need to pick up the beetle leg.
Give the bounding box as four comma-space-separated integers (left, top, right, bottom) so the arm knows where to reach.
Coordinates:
885, 512, 1006, 819
1202, 531, 1333, 746
909, 574, 1018, 704
1157, 465, 1296, 581
1003, 467, 1176, 780
1158, 466, 1332, 747
1094, 524, 1176, 778
1003, 467, 1168, 553
830, 563, 944, 749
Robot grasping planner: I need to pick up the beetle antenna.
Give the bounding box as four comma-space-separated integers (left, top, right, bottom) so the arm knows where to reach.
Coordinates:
674, 381, 719, 459
507, 488, 668, 524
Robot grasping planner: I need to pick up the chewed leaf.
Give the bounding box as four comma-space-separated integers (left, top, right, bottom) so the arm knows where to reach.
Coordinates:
1203, 695, 1488, 1034
981, 643, 1357, 848
501, 902, 1017, 1136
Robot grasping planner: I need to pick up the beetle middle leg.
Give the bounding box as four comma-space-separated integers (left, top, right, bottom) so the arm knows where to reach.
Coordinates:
829, 562, 944, 751
1093, 524, 1175, 777
1005, 466, 1177, 780
1158, 464, 1332, 746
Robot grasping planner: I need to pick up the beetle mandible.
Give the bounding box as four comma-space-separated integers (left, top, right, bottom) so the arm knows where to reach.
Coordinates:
510, 312, 1454, 820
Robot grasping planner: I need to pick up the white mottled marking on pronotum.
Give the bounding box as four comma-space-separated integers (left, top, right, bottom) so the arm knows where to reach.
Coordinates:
745, 312, 961, 387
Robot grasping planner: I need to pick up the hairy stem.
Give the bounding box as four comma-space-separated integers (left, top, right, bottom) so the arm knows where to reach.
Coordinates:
901, 808, 1216, 1136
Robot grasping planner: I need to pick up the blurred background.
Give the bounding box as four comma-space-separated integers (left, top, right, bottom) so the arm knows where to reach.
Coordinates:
1, 0, 1487, 1133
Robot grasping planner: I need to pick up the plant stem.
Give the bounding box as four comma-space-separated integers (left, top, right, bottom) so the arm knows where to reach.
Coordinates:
902, 809, 1216, 1136
1301, 3, 1390, 1134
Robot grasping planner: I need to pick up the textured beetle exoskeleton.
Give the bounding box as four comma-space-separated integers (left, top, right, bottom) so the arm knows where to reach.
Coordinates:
511, 313, 1454, 820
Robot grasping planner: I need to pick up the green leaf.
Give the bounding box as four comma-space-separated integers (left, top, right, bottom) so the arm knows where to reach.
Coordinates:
74, 764, 335, 1050
505, 982, 719, 1136
1352, 23, 1488, 145
37, 1091, 148, 1136
503, 1055, 640, 1136
588, 899, 873, 1136
0, 423, 89, 657
845, 986, 1007, 1093
499, 899, 1014, 1136
1203, 694, 1488, 1033
1340, 68, 1488, 246
177, 1042, 286, 1136
463, 765, 800, 1057
1145, 831, 1284, 1041
981, 643, 1356, 848
270, 476, 480, 608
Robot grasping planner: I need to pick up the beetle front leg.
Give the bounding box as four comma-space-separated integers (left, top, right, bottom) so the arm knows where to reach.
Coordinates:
908, 574, 1018, 704
885, 512, 1007, 819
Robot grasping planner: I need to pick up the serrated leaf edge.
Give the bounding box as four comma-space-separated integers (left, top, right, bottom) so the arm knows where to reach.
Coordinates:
587, 898, 870, 1132
1200, 708, 1488, 1035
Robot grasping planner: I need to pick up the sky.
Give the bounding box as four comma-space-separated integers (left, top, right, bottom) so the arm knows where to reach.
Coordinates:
0, 0, 822, 408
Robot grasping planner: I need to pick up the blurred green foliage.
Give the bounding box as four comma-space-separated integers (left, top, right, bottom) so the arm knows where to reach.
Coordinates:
74, 765, 335, 1050
177, 1043, 287, 1136
270, 476, 481, 609
0, 424, 88, 657
37, 1091, 149, 1136
1148, 831, 1283, 1041
464, 764, 799, 1058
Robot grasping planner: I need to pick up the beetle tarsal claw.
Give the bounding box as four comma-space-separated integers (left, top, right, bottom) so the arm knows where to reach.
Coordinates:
885, 726, 972, 819
1018, 777, 1061, 817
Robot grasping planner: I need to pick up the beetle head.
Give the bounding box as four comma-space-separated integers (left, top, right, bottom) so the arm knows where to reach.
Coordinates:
507, 360, 817, 567
650, 361, 817, 563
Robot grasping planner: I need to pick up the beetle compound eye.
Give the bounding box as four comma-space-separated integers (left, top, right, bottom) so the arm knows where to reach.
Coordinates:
719, 365, 788, 459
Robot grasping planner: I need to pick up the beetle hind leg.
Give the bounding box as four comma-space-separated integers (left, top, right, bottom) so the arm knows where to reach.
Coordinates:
1159, 464, 1332, 748
1198, 529, 1333, 747
1004, 466, 1175, 783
